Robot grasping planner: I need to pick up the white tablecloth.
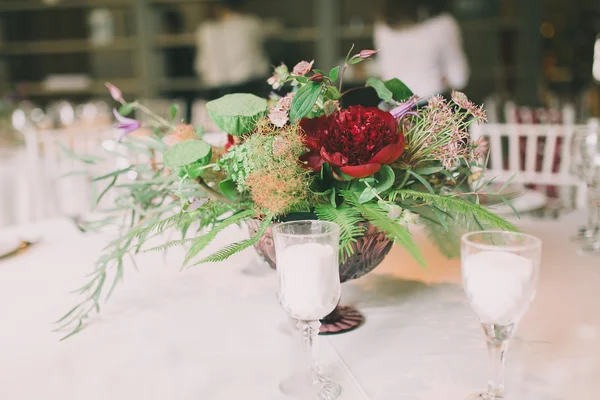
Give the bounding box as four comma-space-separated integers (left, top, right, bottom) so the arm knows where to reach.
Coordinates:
1, 212, 598, 399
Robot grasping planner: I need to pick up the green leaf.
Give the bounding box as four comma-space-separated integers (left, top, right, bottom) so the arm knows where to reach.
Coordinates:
190, 214, 272, 266
325, 86, 341, 100
357, 166, 395, 203
344, 44, 356, 64
366, 77, 393, 103
314, 69, 326, 75
218, 178, 237, 201
408, 170, 435, 194
119, 102, 136, 116
433, 207, 450, 232
95, 176, 117, 207
390, 189, 519, 232
498, 174, 517, 194
289, 82, 322, 122
329, 66, 340, 81
93, 166, 134, 181
164, 140, 212, 168
314, 203, 365, 259
184, 210, 254, 265
342, 191, 426, 267
383, 78, 414, 102
414, 166, 444, 175
58, 141, 105, 164
206, 93, 268, 136
169, 104, 179, 121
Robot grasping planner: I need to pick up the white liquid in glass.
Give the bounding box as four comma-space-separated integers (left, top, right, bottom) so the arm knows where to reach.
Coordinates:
278, 243, 341, 321
463, 251, 534, 324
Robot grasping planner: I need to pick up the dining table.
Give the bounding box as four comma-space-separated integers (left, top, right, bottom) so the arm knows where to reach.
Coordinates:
0, 210, 598, 399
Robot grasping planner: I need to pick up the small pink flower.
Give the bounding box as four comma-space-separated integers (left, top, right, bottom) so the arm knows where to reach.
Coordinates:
105, 82, 124, 103
292, 60, 314, 76
276, 92, 295, 112
269, 108, 289, 128
267, 63, 290, 90
359, 49, 378, 59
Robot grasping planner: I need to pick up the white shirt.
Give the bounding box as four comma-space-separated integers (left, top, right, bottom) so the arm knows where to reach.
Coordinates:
374, 13, 469, 98
195, 14, 270, 87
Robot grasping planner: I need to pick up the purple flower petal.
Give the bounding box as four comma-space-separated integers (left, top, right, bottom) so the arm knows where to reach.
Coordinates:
390, 96, 420, 119
112, 108, 141, 141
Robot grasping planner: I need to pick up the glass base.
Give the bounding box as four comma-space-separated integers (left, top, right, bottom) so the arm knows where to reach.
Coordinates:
279, 370, 341, 400
579, 241, 600, 256
319, 306, 364, 335
466, 391, 504, 400
571, 227, 597, 242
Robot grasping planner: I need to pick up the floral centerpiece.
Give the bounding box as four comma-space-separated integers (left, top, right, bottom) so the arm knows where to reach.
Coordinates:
58, 48, 515, 338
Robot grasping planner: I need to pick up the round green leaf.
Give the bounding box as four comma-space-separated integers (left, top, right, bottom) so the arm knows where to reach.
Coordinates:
206, 93, 267, 136
164, 140, 212, 168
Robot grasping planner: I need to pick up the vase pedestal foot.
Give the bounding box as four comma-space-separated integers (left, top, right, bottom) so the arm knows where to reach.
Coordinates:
319, 306, 364, 335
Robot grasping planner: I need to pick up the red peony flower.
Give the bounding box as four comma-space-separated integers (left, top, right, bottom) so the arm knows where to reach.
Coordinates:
300, 106, 404, 178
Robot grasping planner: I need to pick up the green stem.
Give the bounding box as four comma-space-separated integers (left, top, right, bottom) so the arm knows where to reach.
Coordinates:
135, 102, 175, 130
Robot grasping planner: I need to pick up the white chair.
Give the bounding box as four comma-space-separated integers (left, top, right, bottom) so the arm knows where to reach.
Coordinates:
470, 122, 588, 209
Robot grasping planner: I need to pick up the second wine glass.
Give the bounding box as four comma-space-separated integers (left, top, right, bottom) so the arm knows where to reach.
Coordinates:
461, 231, 542, 399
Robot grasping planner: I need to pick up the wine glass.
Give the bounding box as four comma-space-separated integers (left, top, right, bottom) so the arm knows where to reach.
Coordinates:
272, 220, 342, 400
461, 231, 542, 400
570, 126, 600, 254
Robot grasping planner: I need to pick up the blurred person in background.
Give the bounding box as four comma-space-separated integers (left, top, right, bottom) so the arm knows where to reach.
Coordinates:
194, 0, 270, 99
374, 0, 469, 100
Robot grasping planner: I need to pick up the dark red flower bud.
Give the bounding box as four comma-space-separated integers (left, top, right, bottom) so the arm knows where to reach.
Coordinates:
309, 73, 325, 83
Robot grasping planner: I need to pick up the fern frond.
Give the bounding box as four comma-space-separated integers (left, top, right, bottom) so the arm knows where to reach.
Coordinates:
314, 203, 365, 259
341, 191, 426, 267
142, 237, 198, 253
189, 214, 273, 266
122, 213, 190, 241
183, 209, 255, 265
390, 189, 518, 232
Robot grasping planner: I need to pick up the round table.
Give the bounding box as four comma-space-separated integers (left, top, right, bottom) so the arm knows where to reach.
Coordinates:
0, 212, 598, 399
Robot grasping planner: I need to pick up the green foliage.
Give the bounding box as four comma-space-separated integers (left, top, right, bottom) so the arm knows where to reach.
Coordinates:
206, 93, 267, 136
314, 203, 365, 259
183, 210, 254, 266
383, 78, 414, 102
218, 178, 237, 201
189, 214, 273, 266
169, 104, 179, 121
58, 141, 105, 164
118, 102, 136, 116
290, 82, 322, 122
342, 191, 426, 267
329, 66, 340, 81
366, 77, 393, 103
163, 140, 212, 168
356, 165, 395, 203
390, 189, 518, 232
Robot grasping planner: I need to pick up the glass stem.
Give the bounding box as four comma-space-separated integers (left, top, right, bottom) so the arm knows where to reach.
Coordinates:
297, 320, 322, 384
482, 323, 513, 398
486, 339, 508, 397
586, 185, 598, 236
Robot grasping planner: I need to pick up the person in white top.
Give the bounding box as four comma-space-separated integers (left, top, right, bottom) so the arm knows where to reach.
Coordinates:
374, 0, 470, 99
194, 0, 270, 90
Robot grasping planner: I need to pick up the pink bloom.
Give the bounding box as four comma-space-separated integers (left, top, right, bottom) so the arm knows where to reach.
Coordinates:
451, 90, 487, 121
267, 63, 289, 90
276, 92, 295, 112
359, 49, 378, 59
292, 60, 314, 76
268, 108, 289, 128
105, 82, 124, 103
